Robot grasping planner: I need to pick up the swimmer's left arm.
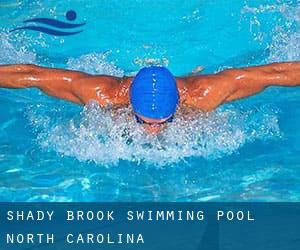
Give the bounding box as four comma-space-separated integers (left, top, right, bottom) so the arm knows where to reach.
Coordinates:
224, 62, 300, 102
182, 62, 300, 111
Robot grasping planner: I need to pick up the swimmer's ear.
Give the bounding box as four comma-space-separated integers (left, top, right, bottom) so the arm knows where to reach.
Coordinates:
190, 65, 205, 76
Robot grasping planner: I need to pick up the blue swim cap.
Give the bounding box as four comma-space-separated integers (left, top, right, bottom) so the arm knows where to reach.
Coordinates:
130, 66, 179, 120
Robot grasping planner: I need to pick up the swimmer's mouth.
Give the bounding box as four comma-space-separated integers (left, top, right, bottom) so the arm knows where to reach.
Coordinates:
134, 115, 174, 125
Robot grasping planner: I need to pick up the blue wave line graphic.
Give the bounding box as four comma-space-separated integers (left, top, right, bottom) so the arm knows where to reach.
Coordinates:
23, 18, 85, 29
10, 26, 83, 36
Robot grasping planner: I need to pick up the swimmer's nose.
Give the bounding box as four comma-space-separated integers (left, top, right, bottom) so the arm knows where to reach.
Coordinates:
143, 124, 162, 135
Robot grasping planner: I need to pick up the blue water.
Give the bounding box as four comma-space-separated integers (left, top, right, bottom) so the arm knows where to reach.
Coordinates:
0, 0, 299, 201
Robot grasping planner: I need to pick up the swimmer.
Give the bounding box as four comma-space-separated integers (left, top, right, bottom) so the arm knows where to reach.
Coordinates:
0, 62, 300, 134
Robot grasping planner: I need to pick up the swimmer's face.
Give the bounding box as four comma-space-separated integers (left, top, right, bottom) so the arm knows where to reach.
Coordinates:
135, 114, 171, 135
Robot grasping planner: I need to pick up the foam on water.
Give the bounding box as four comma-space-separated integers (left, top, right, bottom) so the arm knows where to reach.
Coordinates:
0, 31, 36, 64
242, 2, 300, 62
67, 51, 124, 77
268, 4, 300, 62
26, 101, 281, 166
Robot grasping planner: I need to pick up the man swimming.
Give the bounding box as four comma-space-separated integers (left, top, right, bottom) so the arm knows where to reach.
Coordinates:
0, 62, 300, 134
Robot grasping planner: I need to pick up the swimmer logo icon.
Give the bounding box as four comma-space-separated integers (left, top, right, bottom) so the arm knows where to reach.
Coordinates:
10, 10, 85, 36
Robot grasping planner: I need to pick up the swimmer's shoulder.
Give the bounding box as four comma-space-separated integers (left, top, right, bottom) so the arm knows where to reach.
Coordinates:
176, 73, 237, 112
176, 75, 212, 106
72, 75, 132, 106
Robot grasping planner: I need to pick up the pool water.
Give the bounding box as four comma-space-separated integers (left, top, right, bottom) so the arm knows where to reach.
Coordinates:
0, 0, 299, 201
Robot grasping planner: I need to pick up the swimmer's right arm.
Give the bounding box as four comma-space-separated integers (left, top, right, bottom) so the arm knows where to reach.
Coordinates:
0, 64, 88, 104
0, 64, 130, 106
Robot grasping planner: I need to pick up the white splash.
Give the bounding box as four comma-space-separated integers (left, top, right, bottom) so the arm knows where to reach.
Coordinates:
67, 51, 124, 76
26, 101, 281, 167
268, 5, 300, 62
0, 31, 36, 64
133, 57, 169, 67
242, 2, 300, 62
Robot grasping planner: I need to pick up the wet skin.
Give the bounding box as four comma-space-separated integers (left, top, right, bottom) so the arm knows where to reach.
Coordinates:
0, 62, 300, 133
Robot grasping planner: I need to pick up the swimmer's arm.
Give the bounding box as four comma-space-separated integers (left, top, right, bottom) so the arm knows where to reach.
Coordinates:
182, 62, 300, 111
0, 64, 89, 103
224, 62, 300, 101
0, 64, 129, 105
